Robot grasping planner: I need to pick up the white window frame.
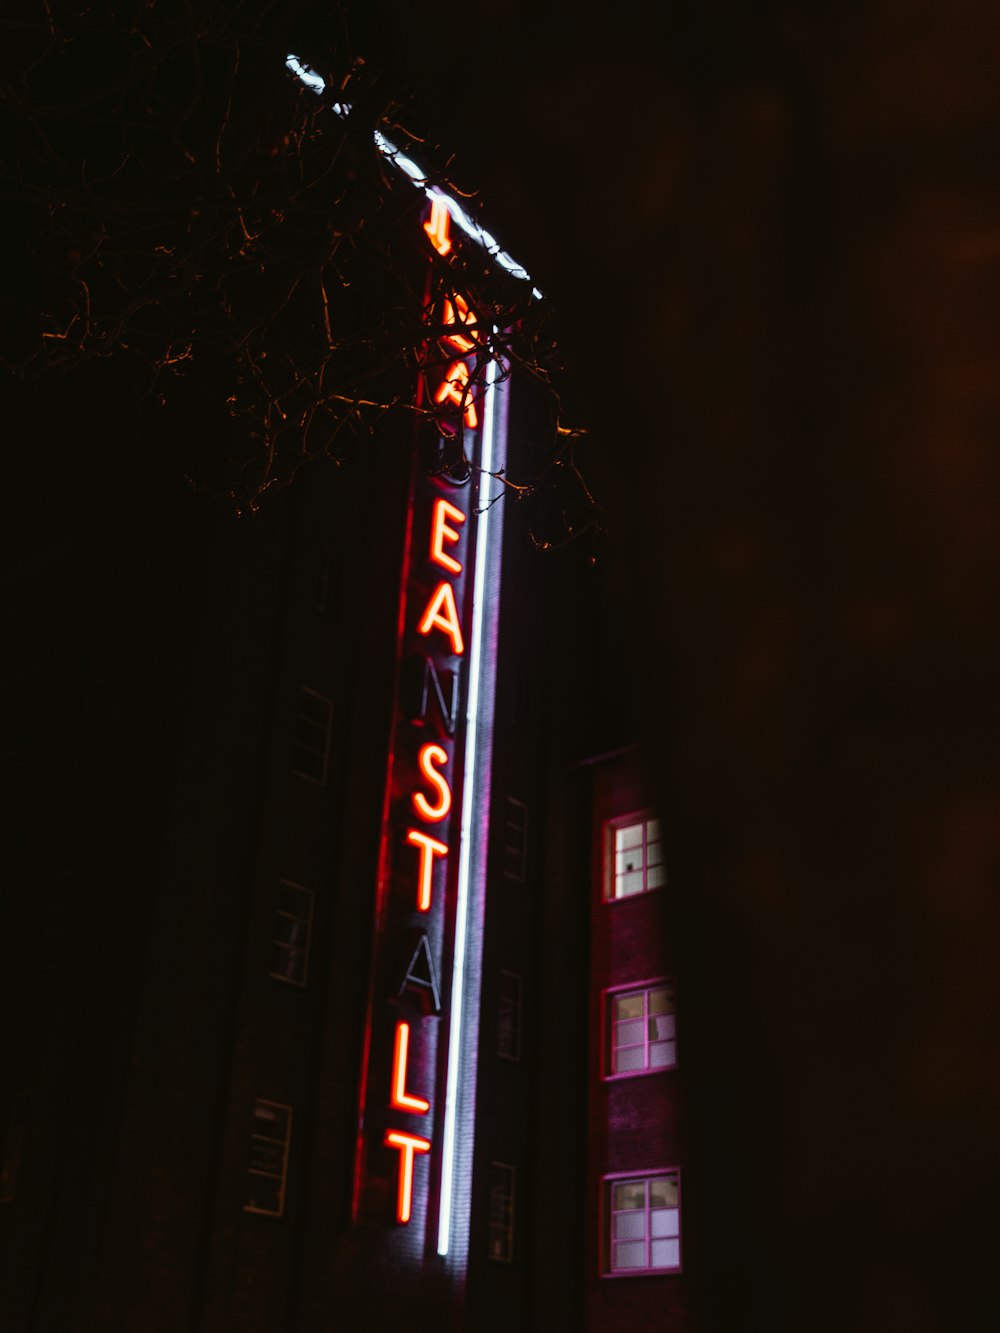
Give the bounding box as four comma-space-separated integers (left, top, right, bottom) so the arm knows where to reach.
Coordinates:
244, 1099, 293, 1217
488, 1161, 516, 1263
602, 1170, 681, 1276
292, 686, 333, 784
269, 880, 315, 987
603, 811, 665, 901
604, 978, 677, 1078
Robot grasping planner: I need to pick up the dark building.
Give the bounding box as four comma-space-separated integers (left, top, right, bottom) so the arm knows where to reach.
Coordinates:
582, 748, 691, 1333
1, 107, 684, 1332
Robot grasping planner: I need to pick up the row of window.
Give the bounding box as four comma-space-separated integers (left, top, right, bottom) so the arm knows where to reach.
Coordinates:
293, 700, 673, 906
242, 1101, 679, 1276
292, 687, 533, 883
270, 890, 676, 1080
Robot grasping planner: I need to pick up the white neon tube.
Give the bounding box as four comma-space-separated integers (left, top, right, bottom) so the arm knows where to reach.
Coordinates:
287, 56, 542, 298
436, 355, 500, 1256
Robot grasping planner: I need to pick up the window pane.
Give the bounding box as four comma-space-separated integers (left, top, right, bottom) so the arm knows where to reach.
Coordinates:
613, 1241, 647, 1270
649, 1039, 676, 1068
651, 1238, 680, 1269
614, 1211, 646, 1240
613, 1045, 645, 1073
613, 1182, 646, 1211
646, 818, 662, 843
650, 1013, 676, 1040
646, 862, 667, 889
616, 870, 644, 897
615, 849, 642, 875
613, 993, 644, 1021
649, 1176, 678, 1208
615, 1018, 644, 1047
615, 823, 643, 852
648, 986, 674, 1015
651, 1207, 680, 1238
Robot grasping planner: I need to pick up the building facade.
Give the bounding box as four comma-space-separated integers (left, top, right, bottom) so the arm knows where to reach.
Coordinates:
1, 123, 684, 1333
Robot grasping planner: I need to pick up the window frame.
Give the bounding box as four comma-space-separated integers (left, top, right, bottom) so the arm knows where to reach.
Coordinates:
487, 1160, 516, 1264
496, 968, 523, 1063
244, 1098, 293, 1218
602, 977, 677, 1080
502, 796, 529, 882
269, 880, 315, 988
291, 685, 333, 785
601, 1169, 682, 1277
602, 810, 665, 903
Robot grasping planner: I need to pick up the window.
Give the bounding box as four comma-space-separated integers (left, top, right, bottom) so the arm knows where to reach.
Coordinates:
606, 981, 676, 1075
605, 814, 665, 900
244, 1099, 292, 1217
292, 687, 333, 784
497, 970, 523, 1062
488, 1162, 515, 1262
605, 1172, 681, 1274
269, 881, 315, 986
502, 797, 529, 882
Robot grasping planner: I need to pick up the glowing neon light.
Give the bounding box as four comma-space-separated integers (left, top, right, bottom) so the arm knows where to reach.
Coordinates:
438, 352, 503, 1256
384, 1130, 431, 1224
434, 361, 478, 429
442, 295, 478, 353
285, 55, 543, 300
417, 581, 465, 655
405, 829, 449, 911
412, 743, 452, 822
390, 1021, 431, 1114
430, 498, 466, 575
424, 198, 453, 256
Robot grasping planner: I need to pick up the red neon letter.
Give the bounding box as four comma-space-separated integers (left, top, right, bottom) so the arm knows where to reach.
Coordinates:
390, 1021, 430, 1114
430, 498, 466, 575
385, 1130, 431, 1223
406, 829, 448, 910
424, 198, 451, 257
434, 360, 478, 429
442, 294, 478, 353
412, 743, 451, 822
417, 580, 464, 655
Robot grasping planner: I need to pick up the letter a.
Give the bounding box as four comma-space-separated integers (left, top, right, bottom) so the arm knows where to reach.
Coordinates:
417, 580, 464, 655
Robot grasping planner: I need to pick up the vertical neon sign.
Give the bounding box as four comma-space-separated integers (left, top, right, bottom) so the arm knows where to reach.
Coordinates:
354, 195, 507, 1270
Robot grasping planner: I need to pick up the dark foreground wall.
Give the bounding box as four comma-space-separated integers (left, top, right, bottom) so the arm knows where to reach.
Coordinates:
376, 4, 1000, 1329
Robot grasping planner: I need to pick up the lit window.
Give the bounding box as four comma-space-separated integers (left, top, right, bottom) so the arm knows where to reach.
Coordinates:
292, 687, 333, 784
605, 1172, 681, 1274
488, 1162, 515, 1262
503, 797, 529, 882
605, 814, 665, 900
497, 970, 523, 1062
245, 1099, 292, 1217
269, 881, 315, 987
607, 982, 676, 1075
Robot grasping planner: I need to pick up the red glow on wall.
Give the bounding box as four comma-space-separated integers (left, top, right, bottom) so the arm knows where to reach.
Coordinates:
434, 360, 479, 429
412, 743, 452, 822
385, 1130, 431, 1224
405, 829, 449, 911
416, 580, 465, 655
424, 198, 452, 257
390, 1021, 431, 1114
430, 498, 466, 575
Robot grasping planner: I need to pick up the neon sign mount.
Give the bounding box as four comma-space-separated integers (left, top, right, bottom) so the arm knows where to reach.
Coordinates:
285, 55, 543, 299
